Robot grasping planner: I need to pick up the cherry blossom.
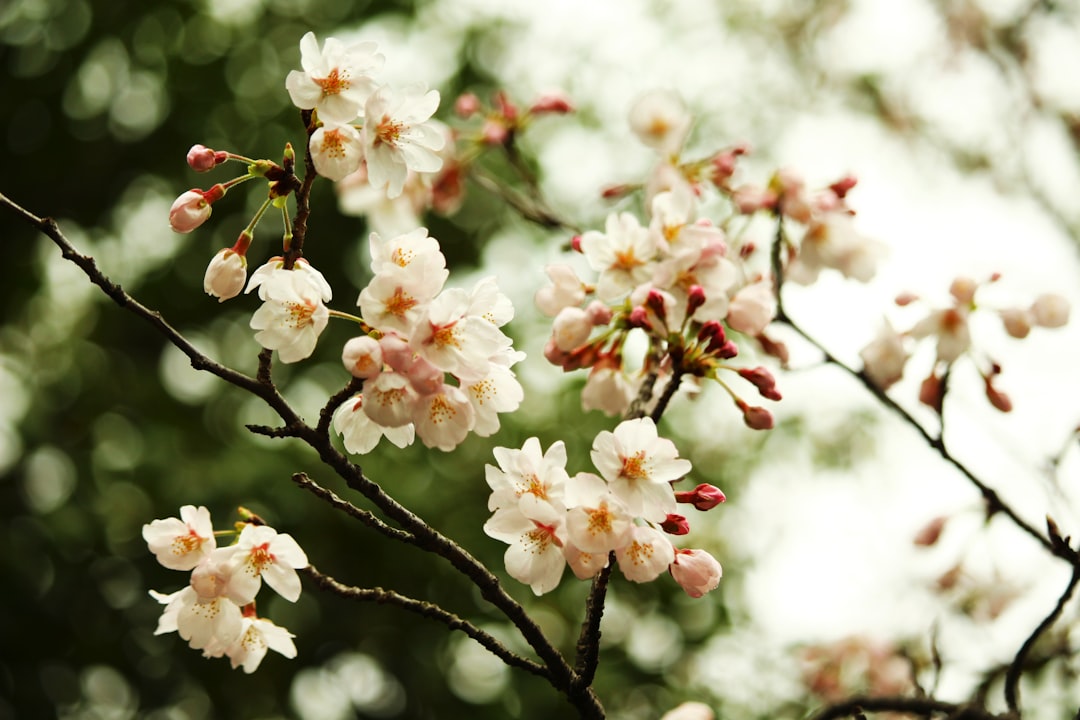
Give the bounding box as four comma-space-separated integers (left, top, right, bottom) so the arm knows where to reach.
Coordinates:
484, 495, 567, 596
341, 335, 384, 379
563, 472, 633, 554
309, 121, 365, 181
169, 188, 221, 233
859, 319, 908, 390
580, 212, 658, 301
412, 383, 475, 451
143, 505, 216, 571
333, 392, 416, 455
285, 32, 383, 123
535, 264, 587, 317
628, 89, 691, 156
615, 525, 675, 583
217, 524, 309, 603
590, 417, 690, 522
246, 257, 333, 303
462, 351, 525, 437
362, 84, 445, 199
726, 279, 777, 336
226, 616, 298, 673
250, 269, 330, 363
485, 437, 570, 512
151, 585, 243, 654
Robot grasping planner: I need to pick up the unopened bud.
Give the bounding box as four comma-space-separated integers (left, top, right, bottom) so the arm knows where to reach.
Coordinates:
984, 377, 1012, 413
660, 514, 690, 535
1030, 293, 1069, 328
675, 483, 726, 511
999, 308, 1032, 339
529, 91, 574, 115
585, 300, 613, 326
738, 366, 782, 401
481, 118, 510, 146
919, 372, 944, 414
913, 516, 947, 547
570, 235, 584, 253
454, 92, 481, 118
949, 276, 977, 306
737, 399, 774, 430
646, 289, 667, 319
601, 184, 631, 200
627, 306, 652, 330
187, 144, 222, 172
698, 320, 726, 344
828, 175, 858, 199
493, 91, 519, 121
739, 242, 756, 260
895, 292, 919, 306
686, 285, 707, 317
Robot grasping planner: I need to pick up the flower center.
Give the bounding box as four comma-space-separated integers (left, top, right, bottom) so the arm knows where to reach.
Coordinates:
249, 543, 273, 574
375, 116, 405, 147
384, 287, 417, 319
620, 451, 649, 482
285, 299, 317, 328
319, 128, 347, 159
315, 67, 350, 96
172, 530, 205, 557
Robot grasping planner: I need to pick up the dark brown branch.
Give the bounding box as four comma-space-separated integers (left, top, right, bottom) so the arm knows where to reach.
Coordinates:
318, 378, 363, 439
572, 557, 614, 688
1003, 559, 1080, 714
301, 564, 549, 679
290, 472, 415, 544
808, 695, 997, 720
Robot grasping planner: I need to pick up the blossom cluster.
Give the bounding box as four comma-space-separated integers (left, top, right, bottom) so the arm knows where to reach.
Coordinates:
143, 506, 308, 673
286, 32, 445, 196
483, 417, 724, 597
858, 274, 1069, 412
332, 228, 524, 452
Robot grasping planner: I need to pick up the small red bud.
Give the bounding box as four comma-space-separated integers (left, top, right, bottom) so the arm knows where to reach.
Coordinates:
914, 516, 948, 547
919, 372, 944, 414
601, 184, 631, 199
739, 242, 756, 259
187, 144, 219, 172
738, 366, 782, 401
646, 289, 667, 318
737, 399, 774, 430
984, 377, 1012, 413
895, 292, 919, 306
675, 483, 727, 511
686, 285, 707, 317
529, 91, 574, 115
570, 235, 584, 253
493, 90, 519, 121
661, 514, 691, 535
454, 92, 482, 118
627, 306, 652, 330
698, 320, 726, 344
828, 175, 858, 199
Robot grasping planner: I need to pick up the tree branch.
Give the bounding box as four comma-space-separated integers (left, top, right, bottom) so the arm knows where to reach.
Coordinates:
290, 472, 415, 544
301, 564, 550, 680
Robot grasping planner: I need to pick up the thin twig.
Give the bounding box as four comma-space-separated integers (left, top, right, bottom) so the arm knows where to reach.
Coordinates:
807, 695, 992, 720
1003, 560, 1080, 714
301, 564, 550, 679
291, 472, 415, 544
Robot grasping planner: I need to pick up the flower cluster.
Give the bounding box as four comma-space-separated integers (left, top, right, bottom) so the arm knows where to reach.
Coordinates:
332, 228, 524, 452
143, 506, 308, 673
858, 275, 1069, 412
287, 32, 445, 196
483, 418, 723, 597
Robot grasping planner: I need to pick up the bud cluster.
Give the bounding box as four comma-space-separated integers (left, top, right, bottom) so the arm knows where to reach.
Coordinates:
858, 274, 1069, 412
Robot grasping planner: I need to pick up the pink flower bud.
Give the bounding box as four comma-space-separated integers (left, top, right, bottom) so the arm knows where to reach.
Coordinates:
732, 185, 777, 214
529, 91, 574, 115
828, 175, 858, 199
661, 514, 691, 535
342, 336, 384, 379
737, 400, 774, 430
454, 92, 481, 118
481, 118, 510, 146
169, 189, 214, 233
601, 184, 631, 199
646, 288, 667, 318
686, 285, 707, 317
984, 377, 1012, 413
585, 300, 613, 326
757, 332, 788, 366
919, 372, 944, 413
670, 548, 722, 598
552, 306, 593, 352
627, 306, 652, 330
999, 308, 1032, 339
379, 334, 415, 374
698, 320, 726, 344
570, 235, 584, 253
738, 366, 782, 401
949, 276, 977, 305
675, 483, 726, 511
895, 292, 919, 306
493, 91, 519, 121
913, 516, 948, 547
203, 247, 247, 302
187, 144, 222, 172
1030, 293, 1069, 328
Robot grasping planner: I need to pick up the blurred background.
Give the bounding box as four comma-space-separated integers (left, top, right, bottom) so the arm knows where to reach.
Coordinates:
3, 0, 1080, 718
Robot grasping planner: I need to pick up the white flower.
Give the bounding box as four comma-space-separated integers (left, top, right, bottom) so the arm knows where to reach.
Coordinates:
563, 472, 633, 554
580, 212, 658, 301
411, 287, 513, 383
1031, 293, 1069, 328
358, 264, 445, 336
485, 437, 570, 512
910, 307, 970, 363
615, 525, 675, 583
342, 335, 384, 379
203, 249, 248, 302
310, 121, 365, 181
462, 352, 525, 438
661, 702, 715, 720
726, 279, 776, 336
333, 393, 415, 454
217, 524, 309, 603
581, 364, 635, 417
590, 417, 689, 522
246, 257, 332, 303
412, 384, 475, 451
484, 495, 567, 596
790, 211, 883, 284
859, 320, 908, 390
226, 616, 298, 673
362, 84, 445, 199
285, 32, 383, 123
629, 89, 692, 156
368, 227, 448, 277
152, 585, 243, 654
143, 505, 216, 571
535, 264, 587, 317
250, 269, 330, 363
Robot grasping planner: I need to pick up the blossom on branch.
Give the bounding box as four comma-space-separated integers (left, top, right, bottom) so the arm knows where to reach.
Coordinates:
285, 32, 383, 123
250, 268, 330, 363
362, 84, 445, 199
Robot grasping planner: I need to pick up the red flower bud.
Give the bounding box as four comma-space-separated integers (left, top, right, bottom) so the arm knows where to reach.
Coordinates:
919, 372, 944, 414
737, 399, 774, 430
454, 92, 481, 118
686, 285, 707, 317
675, 483, 726, 510
661, 514, 691, 535
738, 366, 782, 401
